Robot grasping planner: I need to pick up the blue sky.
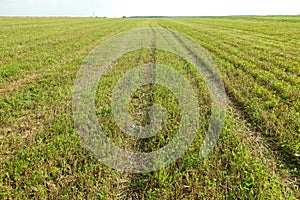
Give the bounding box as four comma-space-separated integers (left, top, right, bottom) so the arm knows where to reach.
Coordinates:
0, 0, 299, 17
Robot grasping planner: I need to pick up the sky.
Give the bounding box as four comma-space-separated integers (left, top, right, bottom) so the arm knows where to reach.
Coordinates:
0, 0, 299, 17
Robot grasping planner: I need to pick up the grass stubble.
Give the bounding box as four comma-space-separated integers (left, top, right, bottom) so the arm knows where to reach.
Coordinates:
0, 17, 299, 199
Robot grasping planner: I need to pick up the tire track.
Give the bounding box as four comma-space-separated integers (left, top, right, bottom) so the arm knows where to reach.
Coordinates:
157, 21, 300, 196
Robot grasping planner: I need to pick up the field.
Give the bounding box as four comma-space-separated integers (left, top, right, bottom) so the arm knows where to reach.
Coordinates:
0, 16, 299, 199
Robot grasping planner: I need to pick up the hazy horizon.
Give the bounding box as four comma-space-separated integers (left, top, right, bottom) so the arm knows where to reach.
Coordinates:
0, 0, 299, 18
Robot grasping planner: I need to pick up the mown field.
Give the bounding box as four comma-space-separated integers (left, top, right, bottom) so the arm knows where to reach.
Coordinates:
0, 16, 299, 199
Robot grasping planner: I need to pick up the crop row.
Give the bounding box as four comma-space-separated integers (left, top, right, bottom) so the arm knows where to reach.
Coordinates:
159, 18, 300, 164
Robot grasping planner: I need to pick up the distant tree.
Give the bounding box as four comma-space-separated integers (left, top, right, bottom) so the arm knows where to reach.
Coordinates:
122, 16, 126, 18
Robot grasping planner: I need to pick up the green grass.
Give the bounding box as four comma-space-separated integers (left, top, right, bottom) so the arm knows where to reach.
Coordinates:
0, 16, 299, 199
